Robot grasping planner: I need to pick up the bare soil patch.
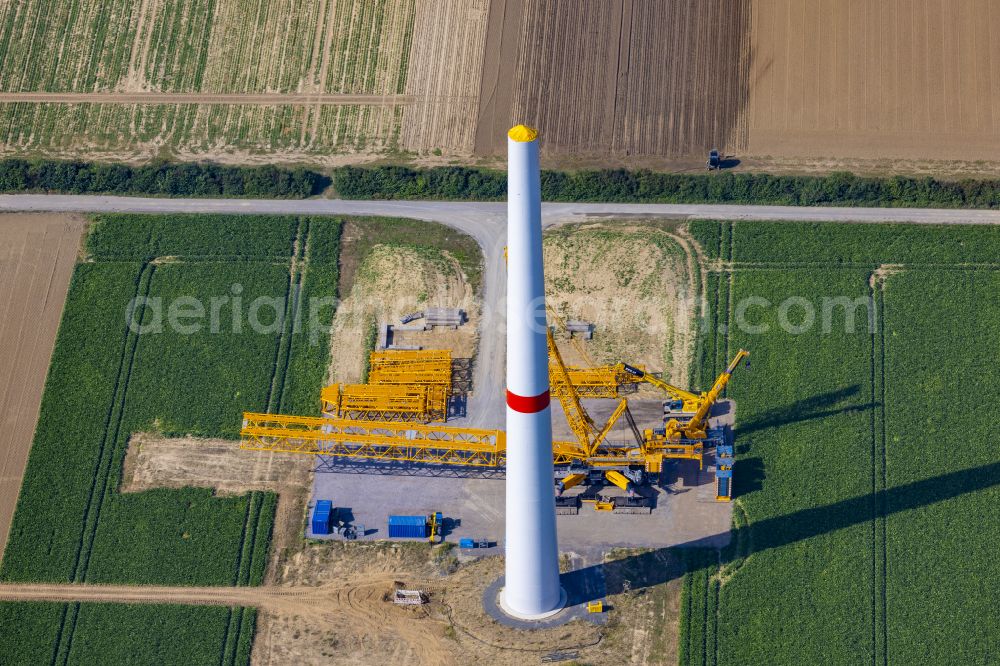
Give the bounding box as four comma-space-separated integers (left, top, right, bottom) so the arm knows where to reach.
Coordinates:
543, 222, 697, 387
0, 543, 685, 666
328, 244, 479, 385
0, 213, 85, 565
120, 433, 312, 584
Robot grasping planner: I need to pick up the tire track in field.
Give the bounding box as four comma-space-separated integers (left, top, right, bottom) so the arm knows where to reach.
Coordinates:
52, 239, 301, 656
868, 270, 888, 666
233, 217, 310, 650
69, 262, 155, 584
54, 262, 155, 665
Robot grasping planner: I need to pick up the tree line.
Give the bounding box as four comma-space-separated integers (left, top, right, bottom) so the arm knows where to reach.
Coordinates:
0, 159, 328, 198
333, 165, 1000, 208
5, 158, 1000, 208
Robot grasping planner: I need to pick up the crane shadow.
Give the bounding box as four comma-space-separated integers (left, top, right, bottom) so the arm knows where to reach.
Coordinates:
563, 460, 1000, 601
734, 385, 877, 452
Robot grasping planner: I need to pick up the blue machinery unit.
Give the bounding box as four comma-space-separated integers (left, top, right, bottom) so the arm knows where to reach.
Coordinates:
705, 426, 735, 501
311, 500, 334, 535
388, 512, 443, 541
715, 444, 734, 501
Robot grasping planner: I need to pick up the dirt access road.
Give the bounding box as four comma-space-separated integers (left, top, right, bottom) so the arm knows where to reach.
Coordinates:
0, 93, 420, 106
0, 577, 455, 665
0, 214, 84, 564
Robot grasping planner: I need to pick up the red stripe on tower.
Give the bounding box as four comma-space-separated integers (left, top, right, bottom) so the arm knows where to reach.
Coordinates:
506, 389, 550, 414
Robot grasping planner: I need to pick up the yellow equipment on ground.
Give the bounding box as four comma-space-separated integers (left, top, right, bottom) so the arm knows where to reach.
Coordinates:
604, 470, 635, 495
587, 600, 604, 613
643, 349, 749, 446
240, 346, 749, 503
556, 473, 587, 495
320, 383, 448, 422
582, 498, 615, 512
369, 349, 451, 367
368, 350, 452, 388
242, 412, 507, 466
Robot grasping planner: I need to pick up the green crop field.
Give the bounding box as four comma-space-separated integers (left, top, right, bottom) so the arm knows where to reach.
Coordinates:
0, 214, 340, 664
0, 602, 254, 666
0, 0, 415, 159
680, 221, 1000, 665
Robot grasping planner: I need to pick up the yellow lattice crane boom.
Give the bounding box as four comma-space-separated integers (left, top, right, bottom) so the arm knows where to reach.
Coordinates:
242, 412, 506, 467
619, 364, 702, 411
241, 412, 596, 467
320, 383, 448, 422
546, 327, 597, 454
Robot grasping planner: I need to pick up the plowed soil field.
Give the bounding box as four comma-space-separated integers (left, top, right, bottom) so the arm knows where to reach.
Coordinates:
476, 0, 752, 158
748, 0, 1000, 162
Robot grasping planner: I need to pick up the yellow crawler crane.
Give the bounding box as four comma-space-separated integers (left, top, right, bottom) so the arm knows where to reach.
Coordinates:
644, 349, 749, 445
320, 383, 448, 422
239, 339, 747, 504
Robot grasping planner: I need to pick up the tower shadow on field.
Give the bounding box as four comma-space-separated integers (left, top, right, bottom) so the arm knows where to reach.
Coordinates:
565, 460, 1000, 601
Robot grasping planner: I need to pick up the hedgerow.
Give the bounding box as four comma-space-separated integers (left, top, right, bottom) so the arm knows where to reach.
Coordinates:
0, 159, 327, 198
334, 165, 1000, 208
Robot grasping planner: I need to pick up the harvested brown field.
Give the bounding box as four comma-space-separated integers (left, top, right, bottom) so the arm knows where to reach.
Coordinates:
747, 0, 1000, 162
400, 0, 490, 155
4, 0, 1000, 169
475, 0, 752, 159
0, 214, 85, 564
0, 0, 421, 163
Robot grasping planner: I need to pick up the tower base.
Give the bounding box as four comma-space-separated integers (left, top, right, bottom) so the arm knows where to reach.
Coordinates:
497, 586, 568, 620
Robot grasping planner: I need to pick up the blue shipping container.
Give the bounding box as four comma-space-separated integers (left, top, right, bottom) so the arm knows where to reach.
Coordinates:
312, 500, 334, 535
459, 538, 475, 549
388, 514, 428, 539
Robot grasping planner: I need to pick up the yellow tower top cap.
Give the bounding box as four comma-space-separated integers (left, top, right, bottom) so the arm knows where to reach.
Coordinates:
508, 124, 538, 142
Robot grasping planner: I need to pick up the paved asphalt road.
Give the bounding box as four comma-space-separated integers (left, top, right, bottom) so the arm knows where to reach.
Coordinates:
3, 194, 998, 428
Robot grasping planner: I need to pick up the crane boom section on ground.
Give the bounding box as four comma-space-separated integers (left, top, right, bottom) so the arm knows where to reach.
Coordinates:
241, 412, 507, 467
239, 413, 700, 470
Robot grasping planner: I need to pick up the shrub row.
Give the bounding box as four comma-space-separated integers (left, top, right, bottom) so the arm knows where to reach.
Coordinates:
0, 159, 328, 198
334, 165, 1000, 208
